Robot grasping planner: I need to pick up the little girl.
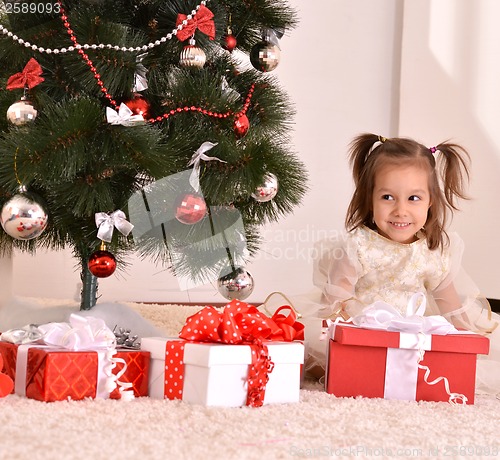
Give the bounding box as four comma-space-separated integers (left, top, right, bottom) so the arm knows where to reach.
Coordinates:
300, 133, 499, 392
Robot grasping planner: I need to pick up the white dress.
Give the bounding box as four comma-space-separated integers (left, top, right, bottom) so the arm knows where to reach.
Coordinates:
296, 226, 500, 394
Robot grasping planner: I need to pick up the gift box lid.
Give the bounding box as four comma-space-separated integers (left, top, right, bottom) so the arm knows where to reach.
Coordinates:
328, 323, 489, 355
142, 337, 304, 366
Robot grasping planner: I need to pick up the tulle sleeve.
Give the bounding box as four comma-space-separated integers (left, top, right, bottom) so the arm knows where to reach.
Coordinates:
311, 234, 364, 319
277, 234, 364, 378
430, 233, 497, 333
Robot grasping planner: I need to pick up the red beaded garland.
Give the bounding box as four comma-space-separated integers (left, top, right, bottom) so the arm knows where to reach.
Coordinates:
57, 1, 119, 110
56, 3, 256, 131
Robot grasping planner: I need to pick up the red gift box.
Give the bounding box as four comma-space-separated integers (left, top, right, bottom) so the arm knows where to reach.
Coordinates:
326, 323, 489, 404
0, 341, 149, 402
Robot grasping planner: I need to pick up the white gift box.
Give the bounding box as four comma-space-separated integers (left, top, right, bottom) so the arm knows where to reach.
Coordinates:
141, 337, 304, 406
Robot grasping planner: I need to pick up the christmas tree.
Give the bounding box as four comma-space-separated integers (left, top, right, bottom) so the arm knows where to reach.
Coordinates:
0, 0, 307, 310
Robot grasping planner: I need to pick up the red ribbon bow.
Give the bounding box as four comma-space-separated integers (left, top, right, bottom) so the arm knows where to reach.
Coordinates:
6, 58, 45, 90
176, 5, 216, 42
179, 299, 303, 407
179, 299, 304, 344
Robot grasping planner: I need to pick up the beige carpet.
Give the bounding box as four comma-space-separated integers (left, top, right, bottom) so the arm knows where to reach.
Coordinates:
1, 299, 500, 460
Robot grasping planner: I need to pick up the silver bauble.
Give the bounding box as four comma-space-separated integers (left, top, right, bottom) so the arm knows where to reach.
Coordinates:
251, 173, 278, 202
250, 42, 281, 72
179, 45, 206, 69
1, 193, 48, 240
217, 267, 254, 301
7, 99, 37, 125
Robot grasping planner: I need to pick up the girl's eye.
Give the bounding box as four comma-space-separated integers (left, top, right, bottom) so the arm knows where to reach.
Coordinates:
409, 195, 421, 201
382, 194, 394, 200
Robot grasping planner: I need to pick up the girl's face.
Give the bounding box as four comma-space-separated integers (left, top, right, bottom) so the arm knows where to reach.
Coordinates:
372, 164, 431, 244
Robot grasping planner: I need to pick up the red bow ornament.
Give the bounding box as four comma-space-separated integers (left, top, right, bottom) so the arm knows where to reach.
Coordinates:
179, 299, 303, 406
176, 5, 216, 42
6, 58, 45, 90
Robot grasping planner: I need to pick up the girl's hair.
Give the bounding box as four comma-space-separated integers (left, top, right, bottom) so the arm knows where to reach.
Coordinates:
345, 133, 470, 250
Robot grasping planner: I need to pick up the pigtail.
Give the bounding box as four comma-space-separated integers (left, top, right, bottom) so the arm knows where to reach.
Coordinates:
434, 142, 471, 211
346, 133, 383, 230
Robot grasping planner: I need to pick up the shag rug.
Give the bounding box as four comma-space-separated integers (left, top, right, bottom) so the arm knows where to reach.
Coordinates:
1, 299, 500, 460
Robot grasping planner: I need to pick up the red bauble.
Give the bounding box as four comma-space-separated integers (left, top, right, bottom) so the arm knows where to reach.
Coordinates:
223, 34, 237, 52
234, 114, 249, 138
175, 193, 207, 225
123, 93, 151, 118
88, 250, 117, 278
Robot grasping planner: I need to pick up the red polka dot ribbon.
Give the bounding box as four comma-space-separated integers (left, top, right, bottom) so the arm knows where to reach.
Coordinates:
163, 341, 186, 400
165, 299, 304, 407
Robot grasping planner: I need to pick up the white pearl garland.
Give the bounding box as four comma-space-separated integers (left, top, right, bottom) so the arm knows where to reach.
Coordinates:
0, 0, 207, 54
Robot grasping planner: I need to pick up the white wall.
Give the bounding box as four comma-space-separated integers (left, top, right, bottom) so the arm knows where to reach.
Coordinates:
0, 253, 12, 307
8, 0, 403, 304
399, 0, 500, 298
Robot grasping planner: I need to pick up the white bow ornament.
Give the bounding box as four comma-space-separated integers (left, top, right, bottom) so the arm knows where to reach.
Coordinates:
106, 103, 145, 126
95, 210, 134, 243
188, 142, 226, 192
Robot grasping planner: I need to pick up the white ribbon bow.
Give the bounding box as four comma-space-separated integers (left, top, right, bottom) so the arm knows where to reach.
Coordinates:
352, 292, 457, 335
106, 103, 144, 126
38, 314, 115, 351
95, 210, 134, 243
187, 141, 225, 191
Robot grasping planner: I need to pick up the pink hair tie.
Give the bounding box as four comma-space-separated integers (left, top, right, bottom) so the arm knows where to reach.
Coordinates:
429, 146, 437, 154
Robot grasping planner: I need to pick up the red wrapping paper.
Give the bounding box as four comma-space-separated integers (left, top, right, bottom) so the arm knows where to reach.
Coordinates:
0, 353, 14, 397
326, 323, 489, 404
0, 342, 149, 401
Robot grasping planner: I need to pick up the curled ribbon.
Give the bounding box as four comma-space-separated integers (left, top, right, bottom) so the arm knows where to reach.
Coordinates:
110, 355, 135, 401
106, 103, 144, 126
187, 141, 225, 191
179, 299, 303, 407
95, 210, 134, 243
352, 292, 458, 334
416, 344, 467, 405
6, 58, 44, 90
176, 4, 216, 42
